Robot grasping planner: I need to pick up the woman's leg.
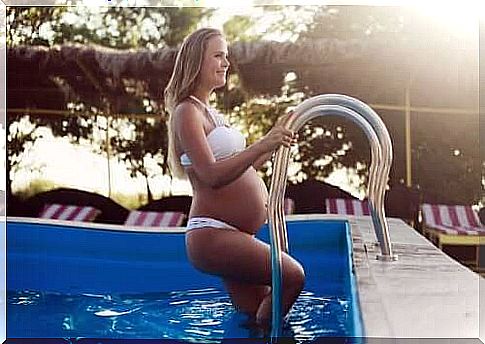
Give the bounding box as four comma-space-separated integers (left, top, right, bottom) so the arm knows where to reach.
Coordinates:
186, 227, 305, 324
223, 279, 270, 317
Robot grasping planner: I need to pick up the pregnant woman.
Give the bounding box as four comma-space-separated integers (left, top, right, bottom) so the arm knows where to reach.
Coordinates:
164, 27, 305, 326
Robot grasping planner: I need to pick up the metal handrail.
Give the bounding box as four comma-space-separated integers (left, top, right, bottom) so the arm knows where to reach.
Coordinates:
267, 94, 397, 340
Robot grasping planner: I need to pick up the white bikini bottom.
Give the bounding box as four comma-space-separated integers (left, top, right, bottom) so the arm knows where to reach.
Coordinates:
186, 217, 239, 231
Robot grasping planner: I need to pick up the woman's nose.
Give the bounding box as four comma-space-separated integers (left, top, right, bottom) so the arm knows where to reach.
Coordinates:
223, 57, 230, 68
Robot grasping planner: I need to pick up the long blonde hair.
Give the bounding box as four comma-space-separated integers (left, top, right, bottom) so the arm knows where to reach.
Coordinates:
164, 27, 223, 178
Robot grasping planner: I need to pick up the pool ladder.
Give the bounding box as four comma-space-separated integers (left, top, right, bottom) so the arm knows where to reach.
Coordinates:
267, 94, 398, 340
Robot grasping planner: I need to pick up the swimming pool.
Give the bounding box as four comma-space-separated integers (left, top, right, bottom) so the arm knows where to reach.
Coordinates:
7, 218, 363, 342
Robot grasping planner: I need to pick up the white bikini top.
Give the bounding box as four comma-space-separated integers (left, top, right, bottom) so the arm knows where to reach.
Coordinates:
180, 96, 246, 166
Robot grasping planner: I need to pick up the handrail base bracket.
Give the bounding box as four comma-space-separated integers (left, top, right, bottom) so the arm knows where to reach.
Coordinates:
376, 254, 399, 261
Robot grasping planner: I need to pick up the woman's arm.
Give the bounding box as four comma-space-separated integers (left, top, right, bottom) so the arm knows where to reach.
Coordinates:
175, 103, 294, 189
252, 151, 274, 170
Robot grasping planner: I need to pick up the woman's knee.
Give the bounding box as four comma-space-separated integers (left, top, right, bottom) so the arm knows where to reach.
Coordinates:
282, 257, 305, 293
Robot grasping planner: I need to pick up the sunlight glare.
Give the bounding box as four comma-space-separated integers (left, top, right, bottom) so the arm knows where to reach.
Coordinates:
412, 0, 482, 36
325, 167, 365, 199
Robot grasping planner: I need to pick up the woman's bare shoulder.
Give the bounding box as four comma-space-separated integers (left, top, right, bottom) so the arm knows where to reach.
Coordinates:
173, 100, 203, 123
175, 100, 199, 115
173, 100, 207, 135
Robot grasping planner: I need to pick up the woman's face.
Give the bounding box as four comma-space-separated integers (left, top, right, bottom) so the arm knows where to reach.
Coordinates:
199, 35, 230, 90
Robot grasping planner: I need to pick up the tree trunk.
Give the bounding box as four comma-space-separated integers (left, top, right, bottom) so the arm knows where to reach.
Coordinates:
145, 176, 153, 204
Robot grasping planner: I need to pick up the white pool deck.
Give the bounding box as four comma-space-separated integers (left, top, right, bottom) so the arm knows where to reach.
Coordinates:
4, 215, 485, 343
289, 214, 484, 343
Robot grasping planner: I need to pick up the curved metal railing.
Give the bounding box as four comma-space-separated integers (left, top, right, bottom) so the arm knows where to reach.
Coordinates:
267, 94, 397, 339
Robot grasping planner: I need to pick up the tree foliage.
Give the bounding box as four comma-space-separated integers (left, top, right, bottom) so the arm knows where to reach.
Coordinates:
6, 6, 210, 203
412, 112, 480, 204
297, 5, 405, 41
7, 6, 213, 48
223, 15, 261, 43
6, 5, 481, 205
257, 5, 480, 204
6, 108, 100, 198
109, 116, 168, 202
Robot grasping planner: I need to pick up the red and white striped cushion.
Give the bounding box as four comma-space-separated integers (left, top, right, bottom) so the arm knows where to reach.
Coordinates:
325, 198, 370, 216
284, 198, 295, 215
421, 204, 485, 236
39, 203, 100, 222
124, 211, 185, 227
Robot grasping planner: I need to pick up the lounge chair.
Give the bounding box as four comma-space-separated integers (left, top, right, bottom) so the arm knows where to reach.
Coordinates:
325, 198, 370, 216
39, 203, 101, 222
284, 198, 295, 215
421, 203, 485, 270
124, 210, 186, 227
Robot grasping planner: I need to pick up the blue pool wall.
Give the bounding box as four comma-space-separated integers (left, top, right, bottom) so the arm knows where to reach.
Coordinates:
9, 220, 348, 294
344, 221, 365, 339
7, 218, 364, 338
8, 220, 218, 294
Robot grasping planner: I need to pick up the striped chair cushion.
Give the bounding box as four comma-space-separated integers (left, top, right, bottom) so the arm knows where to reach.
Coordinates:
421, 203, 485, 236
325, 198, 370, 216
284, 198, 295, 215
39, 203, 100, 222
125, 211, 185, 227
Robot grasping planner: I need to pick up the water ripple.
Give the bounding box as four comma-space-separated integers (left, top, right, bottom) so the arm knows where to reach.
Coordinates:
8, 288, 353, 341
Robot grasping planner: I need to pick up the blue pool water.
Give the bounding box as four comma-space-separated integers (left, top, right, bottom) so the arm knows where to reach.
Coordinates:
7, 219, 363, 342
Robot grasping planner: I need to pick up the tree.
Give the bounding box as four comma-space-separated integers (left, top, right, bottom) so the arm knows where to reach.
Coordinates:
7, 6, 213, 48
413, 111, 480, 204
6, 6, 211, 204
109, 116, 168, 203
297, 5, 405, 41
257, 5, 481, 204
8, 5, 479, 206
223, 15, 262, 43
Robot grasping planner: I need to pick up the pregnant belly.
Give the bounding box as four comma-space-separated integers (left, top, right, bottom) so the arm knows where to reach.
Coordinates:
191, 168, 268, 234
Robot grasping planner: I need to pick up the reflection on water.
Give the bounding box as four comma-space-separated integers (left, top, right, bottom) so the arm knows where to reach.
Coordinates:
8, 287, 353, 342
